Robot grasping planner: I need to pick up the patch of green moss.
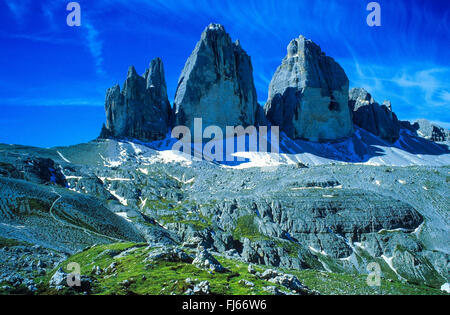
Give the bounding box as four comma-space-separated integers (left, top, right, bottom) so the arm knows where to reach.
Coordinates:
34, 242, 447, 296
274, 240, 301, 258
288, 268, 445, 295
232, 215, 269, 241
14, 198, 49, 213
158, 213, 211, 231
0, 237, 30, 248
37, 243, 285, 295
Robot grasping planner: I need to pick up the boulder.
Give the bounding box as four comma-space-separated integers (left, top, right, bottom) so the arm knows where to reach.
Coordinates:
49, 268, 92, 292
174, 24, 259, 134
349, 88, 400, 143
262, 286, 290, 295
259, 269, 317, 295
193, 281, 211, 295
49, 268, 68, 290
192, 247, 226, 273
264, 35, 353, 142
100, 58, 172, 142
146, 247, 193, 263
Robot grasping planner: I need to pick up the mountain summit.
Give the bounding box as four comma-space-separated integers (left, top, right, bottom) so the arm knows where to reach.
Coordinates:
264, 35, 353, 142
173, 24, 259, 132
100, 58, 172, 142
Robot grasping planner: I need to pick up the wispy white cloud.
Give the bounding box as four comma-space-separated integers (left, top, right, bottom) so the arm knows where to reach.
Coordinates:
3, 0, 106, 77
4, 0, 31, 24
84, 21, 105, 76
391, 68, 450, 107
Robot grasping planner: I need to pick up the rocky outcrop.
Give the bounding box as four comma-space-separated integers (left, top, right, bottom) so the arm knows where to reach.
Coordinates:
100, 58, 171, 142
401, 119, 449, 142
264, 36, 353, 142
0, 157, 66, 187
192, 247, 226, 273
349, 88, 400, 143
173, 24, 259, 133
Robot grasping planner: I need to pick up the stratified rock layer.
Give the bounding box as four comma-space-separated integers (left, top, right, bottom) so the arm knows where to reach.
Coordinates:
100, 58, 171, 142
349, 88, 400, 143
174, 24, 258, 132
264, 36, 353, 142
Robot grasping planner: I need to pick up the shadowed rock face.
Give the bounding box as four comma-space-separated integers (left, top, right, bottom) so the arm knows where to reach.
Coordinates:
174, 24, 259, 132
100, 58, 172, 142
349, 88, 400, 143
264, 36, 353, 142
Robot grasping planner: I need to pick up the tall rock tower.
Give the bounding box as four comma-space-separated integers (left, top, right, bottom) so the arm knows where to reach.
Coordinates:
173, 24, 259, 132
100, 57, 172, 142
349, 88, 400, 143
264, 36, 353, 142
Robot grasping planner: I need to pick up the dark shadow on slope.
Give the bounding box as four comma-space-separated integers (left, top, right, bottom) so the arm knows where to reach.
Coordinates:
134, 125, 450, 166
278, 127, 450, 163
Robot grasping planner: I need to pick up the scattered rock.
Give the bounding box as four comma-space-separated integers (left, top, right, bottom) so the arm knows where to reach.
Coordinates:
238, 279, 255, 287
49, 268, 92, 292
49, 268, 67, 288
104, 262, 118, 274
91, 265, 102, 276
193, 281, 211, 295
262, 286, 290, 295
248, 264, 256, 275
146, 247, 193, 263
192, 247, 226, 273
259, 269, 317, 295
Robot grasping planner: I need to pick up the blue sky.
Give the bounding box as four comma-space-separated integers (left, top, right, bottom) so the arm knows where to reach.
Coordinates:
0, 0, 449, 147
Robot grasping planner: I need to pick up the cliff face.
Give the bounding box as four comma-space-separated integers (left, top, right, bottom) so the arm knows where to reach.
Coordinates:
349, 88, 400, 143
264, 36, 353, 142
173, 24, 259, 133
100, 58, 172, 142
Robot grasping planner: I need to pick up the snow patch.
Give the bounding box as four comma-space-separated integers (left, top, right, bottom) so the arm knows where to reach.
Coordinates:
109, 191, 128, 206
309, 246, 328, 256
138, 168, 149, 175
115, 212, 132, 223
99, 177, 132, 182
441, 283, 450, 293
381, 255, 398, 275
57, 151, 71, 163
65, 176, 82, 180
152, 150, 193, 166
99, 154, 122, 168
139, 197, 147, 210
353, 242, 366, 250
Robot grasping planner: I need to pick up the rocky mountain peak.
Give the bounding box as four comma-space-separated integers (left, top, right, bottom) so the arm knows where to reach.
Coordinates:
127, 65, 138, 78
265, 35, 353, 142
349, 87, 400, 143
383, 100, 392, 111
174, 23, 258, 132
99, 58, 172, 142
